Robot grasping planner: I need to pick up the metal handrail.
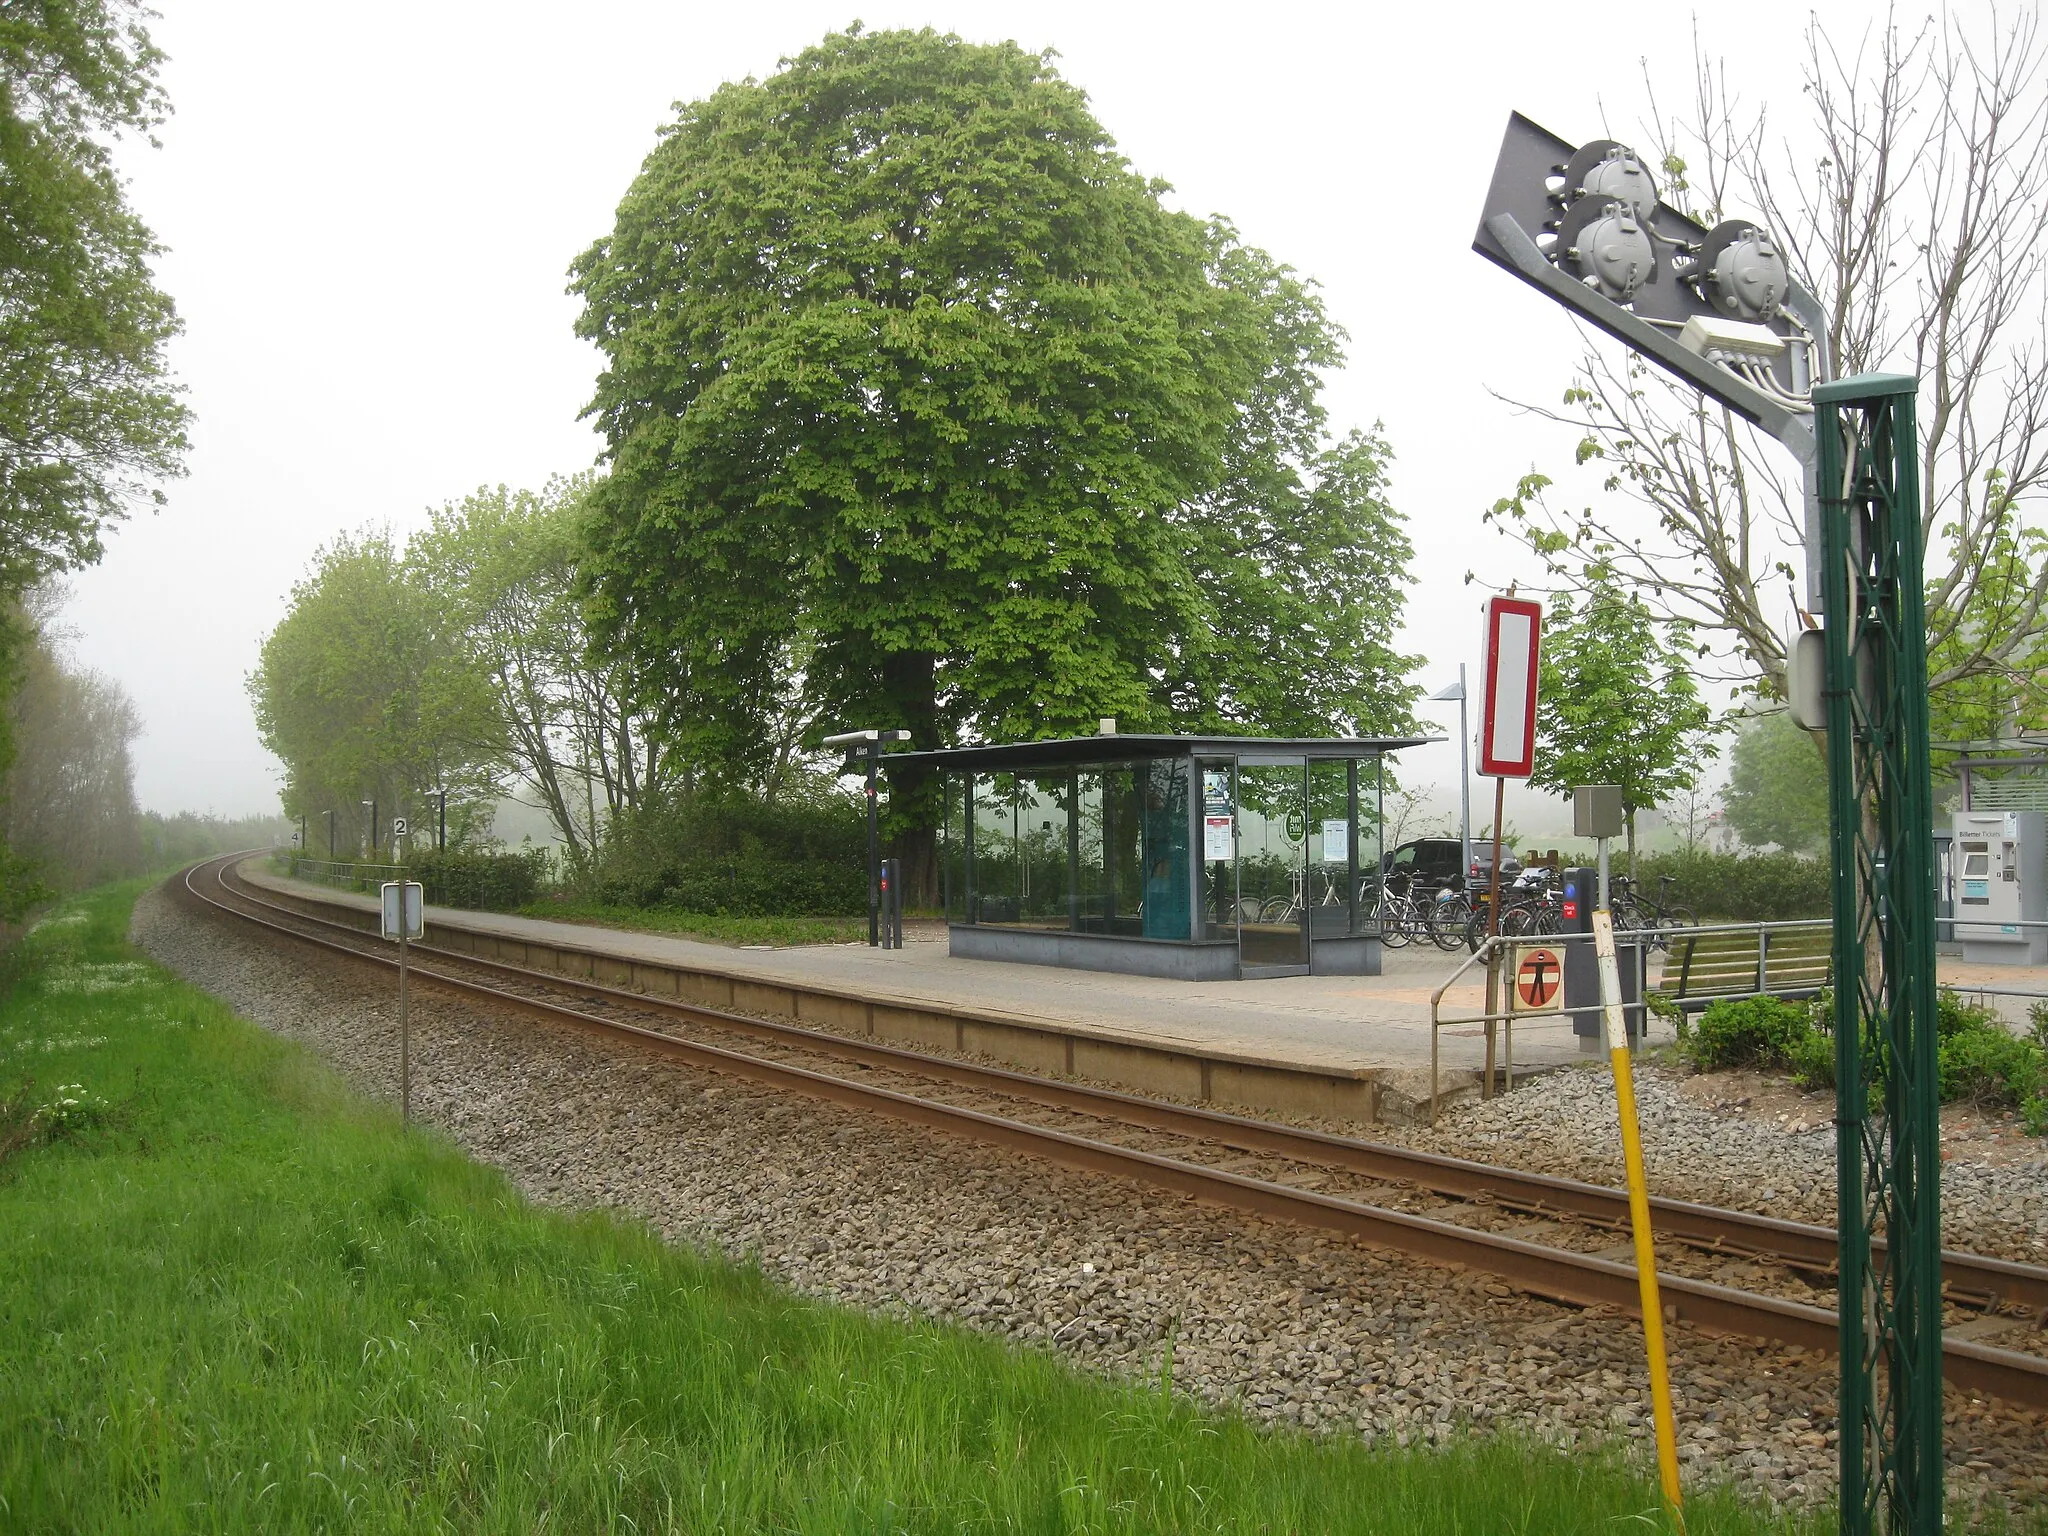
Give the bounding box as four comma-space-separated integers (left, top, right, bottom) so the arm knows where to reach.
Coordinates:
1426, 918, 1833, 1124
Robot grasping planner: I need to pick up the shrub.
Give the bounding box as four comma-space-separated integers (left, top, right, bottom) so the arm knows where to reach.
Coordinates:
580, 793, 869, 918
1683, 996, 1814, 1072
400, 847, 551, 911
1630, 849, 1831, 921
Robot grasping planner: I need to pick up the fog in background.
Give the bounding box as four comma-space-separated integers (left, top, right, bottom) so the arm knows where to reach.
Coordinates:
71, 0, 1887, 836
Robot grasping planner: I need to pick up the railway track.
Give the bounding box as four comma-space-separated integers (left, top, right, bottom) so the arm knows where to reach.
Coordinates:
181, 852, 2048, 1408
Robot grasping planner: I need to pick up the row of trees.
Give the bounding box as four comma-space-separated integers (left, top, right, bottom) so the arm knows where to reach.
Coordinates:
254, 29, 1425, 896
249, 480, 674, 864
0, 1, 187, 914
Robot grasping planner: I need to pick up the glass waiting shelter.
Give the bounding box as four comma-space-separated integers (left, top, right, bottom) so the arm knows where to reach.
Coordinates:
908, 733, 1429, 981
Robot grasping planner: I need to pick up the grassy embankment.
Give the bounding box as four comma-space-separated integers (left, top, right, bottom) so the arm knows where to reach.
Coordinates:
513, 896, 871, 948
0, 879, 1982, 1532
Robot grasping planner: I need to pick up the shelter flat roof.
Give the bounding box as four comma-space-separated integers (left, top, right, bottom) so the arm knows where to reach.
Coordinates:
887, 733, 1438, 772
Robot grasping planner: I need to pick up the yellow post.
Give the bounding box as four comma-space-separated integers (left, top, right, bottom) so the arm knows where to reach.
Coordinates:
1593, 909, 1684, 1525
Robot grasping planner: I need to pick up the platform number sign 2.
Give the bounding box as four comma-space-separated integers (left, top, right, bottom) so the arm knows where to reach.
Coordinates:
1512, 945, 1563, 1012
392, 816, 408, 840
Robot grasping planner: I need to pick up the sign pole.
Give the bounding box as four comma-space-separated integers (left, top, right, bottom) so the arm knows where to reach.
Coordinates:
1594, 909, 1683, 1517
1483, 776, 1506, 1098
399, 928, 410, 1127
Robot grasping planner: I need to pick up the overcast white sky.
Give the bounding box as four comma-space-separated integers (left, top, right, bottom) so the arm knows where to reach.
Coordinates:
68, 0, 1899, 834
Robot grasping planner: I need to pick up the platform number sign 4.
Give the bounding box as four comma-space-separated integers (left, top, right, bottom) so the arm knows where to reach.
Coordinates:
1512, 945, 1564, 1012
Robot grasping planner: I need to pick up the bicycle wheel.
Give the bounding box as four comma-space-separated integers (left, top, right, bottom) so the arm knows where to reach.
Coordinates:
1464, 904, 1491, 953
1654, 906, 1697, 952
1376, 895, 1414, 948
1430, 893, 1472, 950
1257, 896, 1293, 924
1500, 902, 1538, 938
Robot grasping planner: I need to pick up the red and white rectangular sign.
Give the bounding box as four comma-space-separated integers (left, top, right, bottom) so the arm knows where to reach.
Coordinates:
1479, 595, 1543, 778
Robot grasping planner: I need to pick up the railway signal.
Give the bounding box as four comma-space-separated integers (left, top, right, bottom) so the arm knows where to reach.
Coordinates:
1475, 112, 1941, 1534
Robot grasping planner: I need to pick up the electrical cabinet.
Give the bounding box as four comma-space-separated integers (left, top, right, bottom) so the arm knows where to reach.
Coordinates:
1952, 810, 2047, 964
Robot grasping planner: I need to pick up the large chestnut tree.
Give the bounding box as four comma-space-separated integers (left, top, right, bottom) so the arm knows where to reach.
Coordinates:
571, 27, 1417, 875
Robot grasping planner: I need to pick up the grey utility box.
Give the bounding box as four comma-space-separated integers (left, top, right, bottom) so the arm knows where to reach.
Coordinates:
1573, 785, 1624, 840
1952, 810, 2048, 965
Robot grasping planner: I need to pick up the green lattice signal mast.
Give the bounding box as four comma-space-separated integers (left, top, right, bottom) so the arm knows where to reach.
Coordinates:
1816, 375, 1943, 1532
1473, 116, 1942, 1534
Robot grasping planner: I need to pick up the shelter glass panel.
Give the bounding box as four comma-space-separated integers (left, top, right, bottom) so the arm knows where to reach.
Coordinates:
969, 773, 1067, 927
942, 772, 969, 923
1237, 759, 1308, 967
1198, 759, 1239, 941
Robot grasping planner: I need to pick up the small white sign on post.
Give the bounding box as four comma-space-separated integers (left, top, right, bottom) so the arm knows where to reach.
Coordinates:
392, 815, 409, 841
380, 880, 424, 940
381, 879, 424, 1128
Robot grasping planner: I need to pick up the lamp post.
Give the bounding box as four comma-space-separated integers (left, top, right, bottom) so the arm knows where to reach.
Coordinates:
362, 799, 377, 860
326, 809, 336, 859
434, 788, 448, 852
824, 728, 912, 947
1428, 669, 1472, 882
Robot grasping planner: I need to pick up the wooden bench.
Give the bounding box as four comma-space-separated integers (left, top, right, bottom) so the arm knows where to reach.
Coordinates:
1661, 927, 1832, 1013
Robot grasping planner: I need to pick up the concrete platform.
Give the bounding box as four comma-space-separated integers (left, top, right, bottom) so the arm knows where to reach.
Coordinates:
235, 858, 2048, 1123
237, 857, 1604, 1124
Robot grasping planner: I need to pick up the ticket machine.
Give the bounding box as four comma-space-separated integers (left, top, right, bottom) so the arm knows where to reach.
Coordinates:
1952, 810, 2048, 964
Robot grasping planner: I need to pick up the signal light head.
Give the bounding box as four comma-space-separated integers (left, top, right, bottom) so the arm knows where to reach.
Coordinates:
1696, 220, 1788, 322
1556, 196, 1656, 303
1560, 139, 1658, 221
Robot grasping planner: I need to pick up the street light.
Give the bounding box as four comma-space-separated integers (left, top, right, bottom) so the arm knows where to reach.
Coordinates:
434, 787, 448, 852
362, 798, 377, 860
1428, 669, 1472, 882
824, 728, 912, 947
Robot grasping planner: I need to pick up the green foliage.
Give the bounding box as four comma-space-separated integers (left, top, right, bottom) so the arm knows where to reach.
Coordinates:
1721, 711, 1829, 855
410, 479, 683, 852
516, 900, 870, 948
138, 810, 292, 870
1933, 992, 2045, 1111
1631, 849, 1831, 920
571, 26, 1418, 811
584, 794, 869, 916
1682, 997, 1815, 1073
1683, 987, 2048, 1130
1529, 581, 1716, 862
0, 0, 188, 595
0, 881, 1837, 1532
248, 528, 505, 843
397, 846, 549, 911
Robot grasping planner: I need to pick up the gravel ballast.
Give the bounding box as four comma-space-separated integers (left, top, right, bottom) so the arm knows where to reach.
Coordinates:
134, 886, 2048, 1515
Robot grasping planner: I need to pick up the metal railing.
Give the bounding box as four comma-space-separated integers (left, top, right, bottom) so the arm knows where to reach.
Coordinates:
1425, 918, 1833, 1124
277, 856, 408, 894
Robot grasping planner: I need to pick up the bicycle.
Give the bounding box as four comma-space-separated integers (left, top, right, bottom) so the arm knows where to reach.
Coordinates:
1611, 873, 1696, 951
1373, 871, 1438, 948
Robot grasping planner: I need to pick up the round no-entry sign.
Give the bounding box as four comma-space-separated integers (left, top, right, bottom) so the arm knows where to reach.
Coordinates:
1513, 945, 1564, 1012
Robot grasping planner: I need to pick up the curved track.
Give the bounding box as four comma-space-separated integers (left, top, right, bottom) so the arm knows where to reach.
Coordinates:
180, 852, 2048, 1408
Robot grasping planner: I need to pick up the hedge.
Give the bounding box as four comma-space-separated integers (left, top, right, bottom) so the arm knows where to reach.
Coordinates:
581, 794, 869, 917
1630, 849, 1831, 921
401, 847, 551, 911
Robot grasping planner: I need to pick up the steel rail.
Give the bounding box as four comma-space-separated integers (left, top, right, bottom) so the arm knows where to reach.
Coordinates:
215, 856, 2048, 1321
182, 855, 2048, 1408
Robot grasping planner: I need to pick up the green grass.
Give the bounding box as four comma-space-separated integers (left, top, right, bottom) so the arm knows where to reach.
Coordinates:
513, 896, 873, 947
0, 881, 1966, 1533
